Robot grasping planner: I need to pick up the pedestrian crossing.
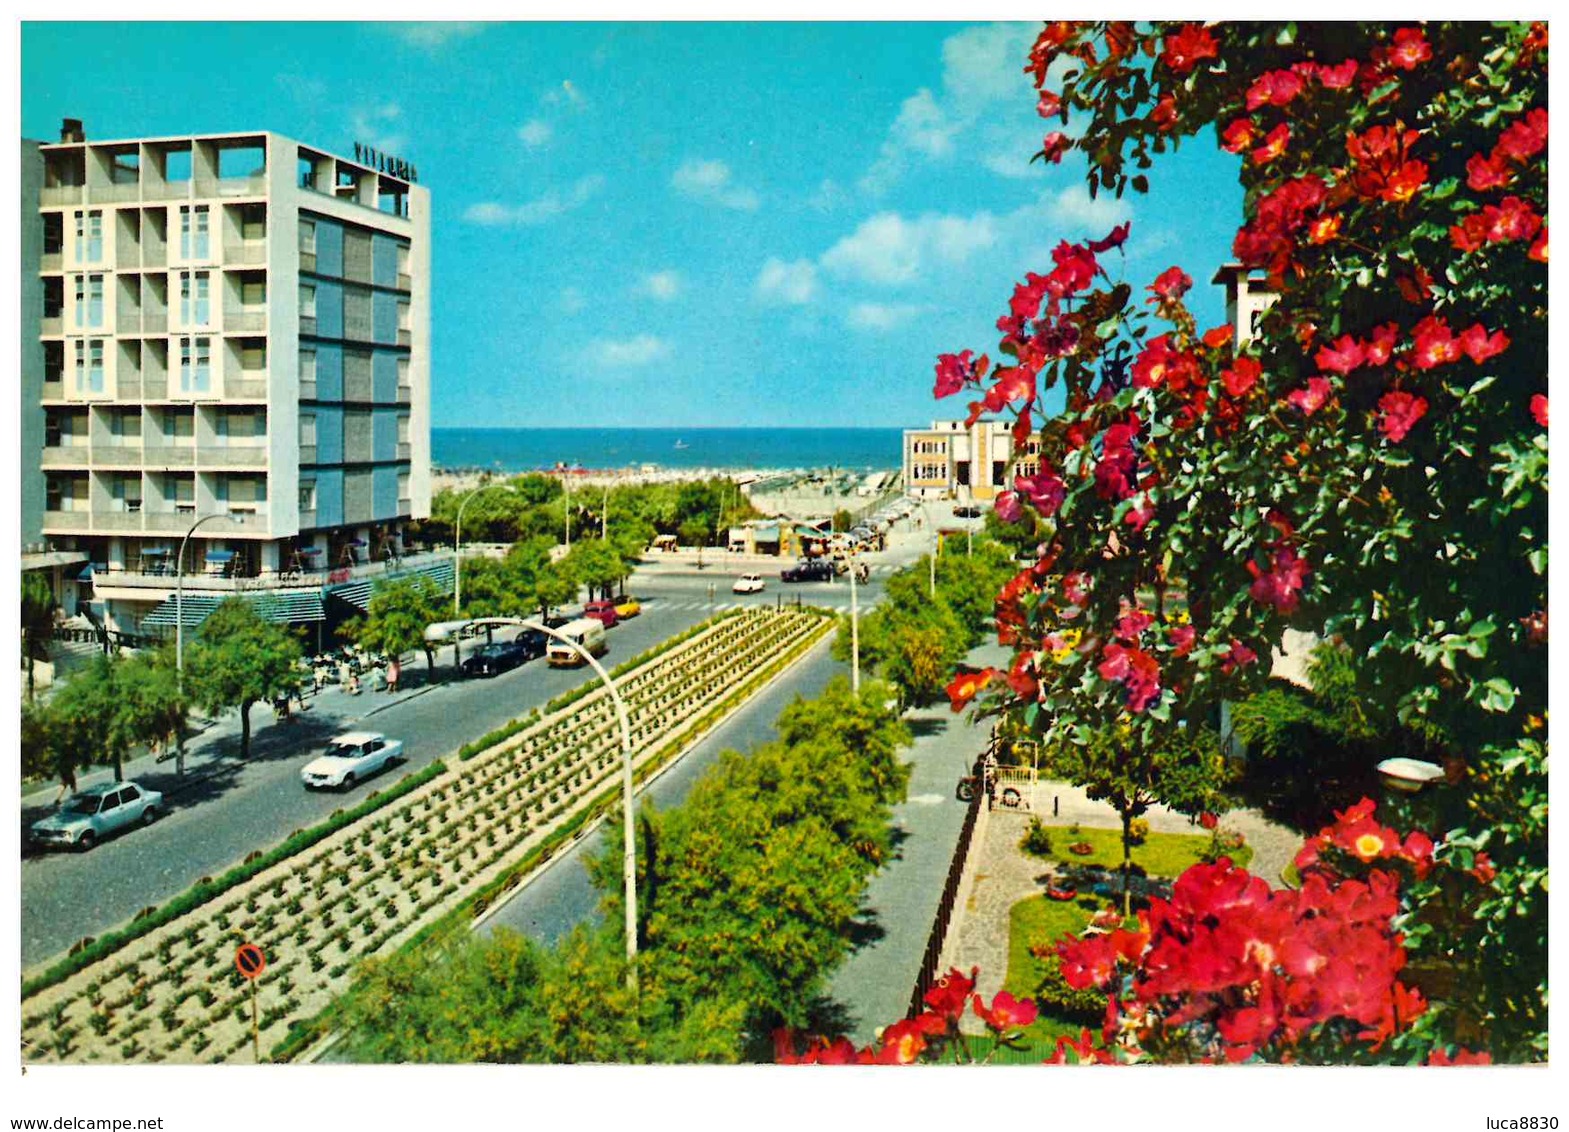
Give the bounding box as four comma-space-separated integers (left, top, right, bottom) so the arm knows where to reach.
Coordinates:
651, 597, 875, 614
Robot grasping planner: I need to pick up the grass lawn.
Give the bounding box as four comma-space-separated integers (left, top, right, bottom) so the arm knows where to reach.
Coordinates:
1002, 893, 1115, 1049
1023, 822, 1253, 875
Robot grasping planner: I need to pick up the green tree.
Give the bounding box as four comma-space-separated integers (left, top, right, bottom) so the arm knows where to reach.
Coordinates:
511, 538, 579, 621
348, 575, 447, 675
20, 572, 56, 703
116, 649, 188, 763
831, 508, 854, 534
21, 698, 92, 794
1044, 724, 1235, 916
841, 565, 968, 707
184, 599, 303, 761
564, 540, 628, 602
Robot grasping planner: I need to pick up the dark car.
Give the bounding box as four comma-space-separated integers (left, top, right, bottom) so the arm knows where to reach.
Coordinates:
953, 503, 983, 518
781, 558, 835, 583
461, 632, 544, 677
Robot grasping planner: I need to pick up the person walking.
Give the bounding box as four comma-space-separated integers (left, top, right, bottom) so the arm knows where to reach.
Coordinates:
386, 657, 401, 694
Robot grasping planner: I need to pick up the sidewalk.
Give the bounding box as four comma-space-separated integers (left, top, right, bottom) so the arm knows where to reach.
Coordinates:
823, 641, 1010, 1043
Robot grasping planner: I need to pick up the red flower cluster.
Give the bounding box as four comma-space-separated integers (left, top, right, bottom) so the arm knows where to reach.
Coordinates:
1162, 24, 1217, 74
1465, 107, 1546, 191
1286, 376, 1333, 415
1093, 413, 1142, 502
1346, 125, 1428, 203
1531, 394, 1548, 428
934, 349, 988, 399
1410, 315, 1510, 370
1373, 27, 1432, 72
1377, 390, 1428, 443
946, 667, 1000, 712
1233, 175, 1327, 276
1451, 195, 1544, 253
1251, 122, 1290, 165
1294, 797, 1435, 879
1098, 642, 1162, 712
1220, 356, 1262, 398
1131, 335, 1199, 391
1245, 68, 1305, 111
1248, 545, 1310, 613
1148, 266, 1193, 302
774, 967, 1038, 1066
1219, 639, 1258, 675
1057, 857, 1426, 1061
1015, 466, 1067, 518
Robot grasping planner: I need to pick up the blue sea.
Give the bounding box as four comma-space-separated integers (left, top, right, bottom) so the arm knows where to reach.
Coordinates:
432, 427, 906, 474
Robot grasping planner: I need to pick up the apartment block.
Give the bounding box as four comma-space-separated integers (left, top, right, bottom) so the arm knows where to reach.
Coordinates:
25, 120, 442, 638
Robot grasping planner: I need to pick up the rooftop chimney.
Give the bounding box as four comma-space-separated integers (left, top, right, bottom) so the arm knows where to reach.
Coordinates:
60, 118, 84, 143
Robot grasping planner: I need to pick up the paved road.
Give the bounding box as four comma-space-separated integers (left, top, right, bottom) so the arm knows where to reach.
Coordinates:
19, 565, 895, 969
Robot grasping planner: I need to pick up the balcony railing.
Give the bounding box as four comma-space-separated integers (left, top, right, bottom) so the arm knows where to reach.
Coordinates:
116, 314, 144, 334
142, 446, 196, 467
42, 380, 65, 401
88, 547, 455, 594
43, 509, 91, 531
141, 181, 191, 202
201, 446, 269, 468
210, 174, 267, 197
223, 243, 267, 265
142, 511, 197, 533
40, 253, 63, 272
225, 378, 268, 400
93, 183, 141, 204
41, 317, 63, 336
396, 273, 412, 291
397, 329, 412, 346
224, 309, 267, 333
93, 446, 144, 466
40, 185, 84, 206
397, 442, 411, 460
95, 510, 144, 531
396, 385, 412, 404
41, 447, 90, 467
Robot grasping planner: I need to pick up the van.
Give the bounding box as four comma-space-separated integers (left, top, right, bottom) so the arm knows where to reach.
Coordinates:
546, 618, 608, 667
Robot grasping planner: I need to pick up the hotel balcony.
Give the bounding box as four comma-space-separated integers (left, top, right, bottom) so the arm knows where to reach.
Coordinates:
225, 377, 268, 400
40, 185, 84, 207
92, 446, 145, 467
90, 547, 455, 596
40, 252, 63, 272
224, 308, 267, 333
41, 446, 90, 468
41, 317, 63, 336
142, 446, 196, 468
42, 380, 65, 401
201, 446, 269, 469
396, 385, 412, 404
42, 509, 92, 533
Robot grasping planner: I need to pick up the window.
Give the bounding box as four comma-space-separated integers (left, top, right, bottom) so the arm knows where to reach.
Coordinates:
179, 337, 211, 393
73, 274, 104, 328
299, 413, 317, 447
397, 471, 410, 500
168, 474, 195, 510
298, 481, 316, 512
397, 301, 411, 330
111, 408, 142, 440
73, 340, 104, 393
397, 356, 410, 391
397, 414, 410, 444
299, 284, 316, 318
74, 210, 102, 261
299, 219, 316, 254
179, 271, 210, 326
992, 460, 1006, 486
300, 350, 316, 386
179, 205, 210, 260
111, 474, 143, 511
167, 409, 195, 439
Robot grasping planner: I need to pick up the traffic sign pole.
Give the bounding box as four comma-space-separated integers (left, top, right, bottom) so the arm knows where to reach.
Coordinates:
234, 942, 267, 1063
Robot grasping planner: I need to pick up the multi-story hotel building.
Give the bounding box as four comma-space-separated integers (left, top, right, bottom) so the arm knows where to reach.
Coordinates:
21, 121, 443, 639
903, 265, 1274, 505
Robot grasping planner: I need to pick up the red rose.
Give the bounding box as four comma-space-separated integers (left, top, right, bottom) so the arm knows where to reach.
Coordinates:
1377, 390, 1428, 443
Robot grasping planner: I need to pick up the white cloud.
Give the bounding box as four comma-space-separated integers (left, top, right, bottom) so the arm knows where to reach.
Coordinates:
846, 302, 926, 332
394, 22, 484, 49
517, 119, 553, 148
860, 22, 1038, 195
585, 335, 672, 367
1038, 185, 1131, 232
463, 174, 605, 226
541, 79, 585, 107
755, 258, 820, 305
821, 211, 998, 286
671, 158, 760, 211
349, 103, 405, 154
637, 271, 682, 301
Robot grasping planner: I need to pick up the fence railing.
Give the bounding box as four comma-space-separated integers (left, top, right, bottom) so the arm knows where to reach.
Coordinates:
908, 781, 984, 1019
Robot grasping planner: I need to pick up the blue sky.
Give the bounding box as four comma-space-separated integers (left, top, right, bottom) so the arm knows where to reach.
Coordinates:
22, 21, 1245, 429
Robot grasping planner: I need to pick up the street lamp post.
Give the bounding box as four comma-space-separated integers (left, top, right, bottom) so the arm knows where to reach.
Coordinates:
175, 511, 236, 777
601, 482, 609, 541
426, 615, 639, 989
564, 476, 572, 551
454, 483, 517, 615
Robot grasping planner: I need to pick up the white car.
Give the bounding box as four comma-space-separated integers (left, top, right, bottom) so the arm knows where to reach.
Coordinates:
732, 573, 766, 594
301, 731, 403, 790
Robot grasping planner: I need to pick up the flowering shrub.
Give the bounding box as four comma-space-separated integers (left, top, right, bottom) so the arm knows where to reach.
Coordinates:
938, 21, 1546, 1061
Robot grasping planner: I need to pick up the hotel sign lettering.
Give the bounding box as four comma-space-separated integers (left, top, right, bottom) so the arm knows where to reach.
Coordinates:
352, 142, 418, 183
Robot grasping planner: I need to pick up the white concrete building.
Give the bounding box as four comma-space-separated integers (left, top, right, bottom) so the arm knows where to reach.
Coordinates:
25, 121, 442, 639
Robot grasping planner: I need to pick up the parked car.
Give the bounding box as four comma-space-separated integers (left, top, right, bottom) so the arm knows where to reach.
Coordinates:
582, 599, 620, 628
733, 573, 766, 594
31, 781, 164, 852
953, 503, 983, 518
301, 732, 404, 790
613, 594, 642, 619
461, 633, 542, 677
781, 558, 835, 583
547, 618, 609, 667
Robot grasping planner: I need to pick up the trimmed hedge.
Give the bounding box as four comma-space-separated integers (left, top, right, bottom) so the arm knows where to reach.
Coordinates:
22, 760, 447, 1000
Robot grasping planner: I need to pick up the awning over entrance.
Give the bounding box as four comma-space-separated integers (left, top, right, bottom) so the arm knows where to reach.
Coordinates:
326, 559, 456, 613
140, 589, 326, 629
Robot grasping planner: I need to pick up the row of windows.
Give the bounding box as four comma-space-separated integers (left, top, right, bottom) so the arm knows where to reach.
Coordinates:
910, 439, 948, 455
64, 337, 213, 393
63, 207, 206, 262
46, 472, 266, 511
47, 407, 265, 445
910, 462, 948, 481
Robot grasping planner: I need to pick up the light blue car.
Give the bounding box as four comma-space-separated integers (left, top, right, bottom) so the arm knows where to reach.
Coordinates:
30, 780, 164, 852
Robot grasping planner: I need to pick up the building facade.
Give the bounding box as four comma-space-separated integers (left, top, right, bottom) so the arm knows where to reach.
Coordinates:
25, 122, 438, 637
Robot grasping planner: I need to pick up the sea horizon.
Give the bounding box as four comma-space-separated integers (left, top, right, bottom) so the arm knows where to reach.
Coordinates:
433, 425, 909, 475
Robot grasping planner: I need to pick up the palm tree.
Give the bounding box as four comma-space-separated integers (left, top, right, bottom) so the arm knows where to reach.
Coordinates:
21, 572, 56, 703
